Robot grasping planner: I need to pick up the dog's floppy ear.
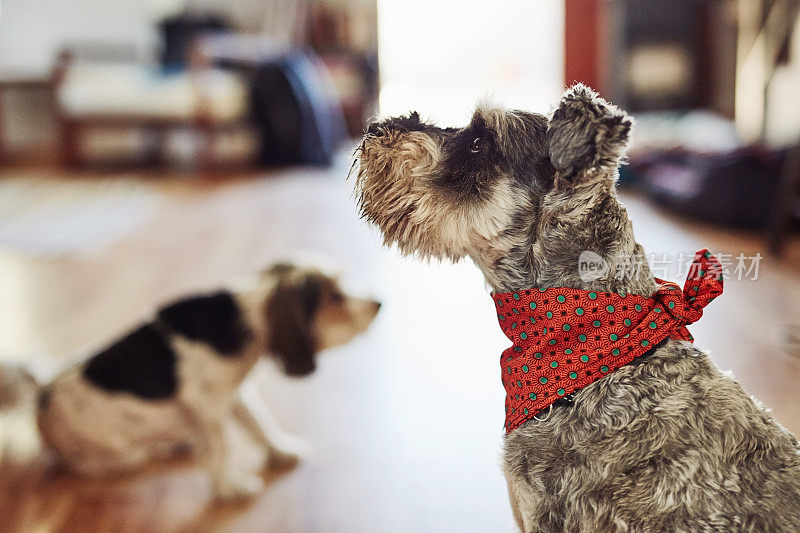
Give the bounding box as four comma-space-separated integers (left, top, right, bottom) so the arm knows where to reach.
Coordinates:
266, 273, 322, 377
547, 83, 632, 181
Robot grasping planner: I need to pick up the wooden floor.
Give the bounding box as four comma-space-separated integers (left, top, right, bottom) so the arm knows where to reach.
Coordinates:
1, 158, 800, 532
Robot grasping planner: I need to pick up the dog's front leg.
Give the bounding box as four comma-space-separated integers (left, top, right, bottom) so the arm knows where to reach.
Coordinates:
200, 415, 265, 500
506, 477, 526, 532
180, 389, 264, 501
232, 380, 311, 468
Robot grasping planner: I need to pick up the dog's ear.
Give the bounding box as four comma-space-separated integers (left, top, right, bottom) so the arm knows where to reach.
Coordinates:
266, 273, 321, 377
547, 83, 632, 181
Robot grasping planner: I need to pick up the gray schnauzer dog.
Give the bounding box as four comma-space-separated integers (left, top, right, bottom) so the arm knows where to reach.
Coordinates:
353, 84, 800, 531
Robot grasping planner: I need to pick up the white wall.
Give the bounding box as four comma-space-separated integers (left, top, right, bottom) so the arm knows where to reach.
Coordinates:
766, 11, 800, 148
377, 0, 564, 125
0, 0, 180, 77
0, 0, 177, 153
0, 0, 373, 154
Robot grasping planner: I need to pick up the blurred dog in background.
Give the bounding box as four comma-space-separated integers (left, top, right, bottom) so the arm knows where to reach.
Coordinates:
0, 261, 380, 500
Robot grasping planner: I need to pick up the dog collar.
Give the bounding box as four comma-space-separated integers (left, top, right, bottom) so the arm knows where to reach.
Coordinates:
493, 249, 723, 433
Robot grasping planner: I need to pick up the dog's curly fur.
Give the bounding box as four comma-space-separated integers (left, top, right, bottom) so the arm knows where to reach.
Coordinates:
354, 84, 800, 531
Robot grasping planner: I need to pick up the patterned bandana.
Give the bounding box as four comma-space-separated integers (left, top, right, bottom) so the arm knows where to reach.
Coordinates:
493, 249, 723, 433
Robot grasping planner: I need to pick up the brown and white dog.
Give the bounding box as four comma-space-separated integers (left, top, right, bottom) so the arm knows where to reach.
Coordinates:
3, 262, 379, 500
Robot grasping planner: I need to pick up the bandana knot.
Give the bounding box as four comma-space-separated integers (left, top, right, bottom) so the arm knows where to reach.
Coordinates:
494, 249, 723, 433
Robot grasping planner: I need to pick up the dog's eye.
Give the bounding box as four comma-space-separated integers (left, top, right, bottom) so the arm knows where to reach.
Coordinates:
470, 137, 484, 153
330, 291, 344, 304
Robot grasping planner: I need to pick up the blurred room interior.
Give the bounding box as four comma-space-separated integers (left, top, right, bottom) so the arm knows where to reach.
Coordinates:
1, 0, 800, 531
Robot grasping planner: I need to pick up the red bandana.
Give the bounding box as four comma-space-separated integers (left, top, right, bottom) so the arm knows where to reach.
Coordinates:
494, 249, 723, 433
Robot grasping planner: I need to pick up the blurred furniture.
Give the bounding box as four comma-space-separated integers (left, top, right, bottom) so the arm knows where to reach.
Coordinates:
0, 75, 54, 165
51, 45, 248, 171
767, 144, 800, 255
158, 11, 232, 72
195, 34, 347, 166
627, 108, 789, 230
304, 0, 378, 137
565, 0, 798, 130
735, 0, 800, 253
568, 1, 800, 249
633, 143, 784, 229
611, 0, 721, 113
735, 0, 800, 142
254, 0, 379, 137
566, 0, 736, 116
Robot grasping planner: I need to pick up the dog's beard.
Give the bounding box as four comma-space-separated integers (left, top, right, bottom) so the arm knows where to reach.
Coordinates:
354, 131, 517, 261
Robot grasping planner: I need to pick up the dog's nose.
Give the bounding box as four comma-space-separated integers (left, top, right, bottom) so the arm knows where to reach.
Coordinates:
372, 300, 382, 312
367, 122, 384, 137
